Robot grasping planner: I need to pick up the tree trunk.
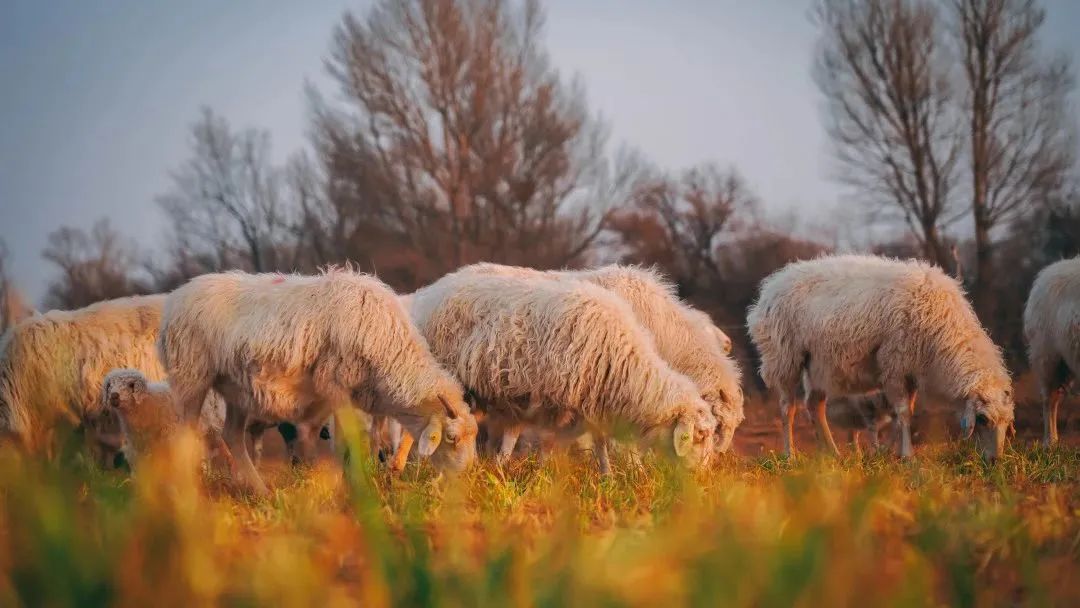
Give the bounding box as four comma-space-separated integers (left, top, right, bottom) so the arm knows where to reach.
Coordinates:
922, 222, 951, 275
972, 212, 993, 323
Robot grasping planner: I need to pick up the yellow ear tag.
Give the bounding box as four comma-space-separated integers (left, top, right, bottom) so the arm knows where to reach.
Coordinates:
430, 433, 439, 443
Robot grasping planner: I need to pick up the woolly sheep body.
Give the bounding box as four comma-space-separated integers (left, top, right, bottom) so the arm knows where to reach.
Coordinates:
0, 295, 166, 459
685, 307, 733, 355
159, 270, 477, 494
1023, 257, 1080, 446
409, 271, 718, 470
462, 263, 743, 452
747, 254, 1013, 460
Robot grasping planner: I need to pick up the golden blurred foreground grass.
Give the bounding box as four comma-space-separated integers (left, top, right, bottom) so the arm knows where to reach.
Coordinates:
1, 410, 1077, 607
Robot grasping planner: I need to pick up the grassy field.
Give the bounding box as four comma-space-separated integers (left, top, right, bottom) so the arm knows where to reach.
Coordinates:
0, 410, 1077, 607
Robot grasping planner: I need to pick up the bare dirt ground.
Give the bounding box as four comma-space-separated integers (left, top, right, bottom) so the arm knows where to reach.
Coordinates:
735, 392, 1080, 457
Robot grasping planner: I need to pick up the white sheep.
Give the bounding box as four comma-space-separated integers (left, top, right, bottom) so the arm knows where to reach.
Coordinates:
685, 307, 734, 355
100, 368, 231, 469
158, 269, 478, 495
747, 254, 1014, 460
1023, 257, 1080, 446
798, 390, 894, 453
0, 295, 167, 462
0, 293, 315, 468
407, 270, 718, 472
461, 263, 744, 454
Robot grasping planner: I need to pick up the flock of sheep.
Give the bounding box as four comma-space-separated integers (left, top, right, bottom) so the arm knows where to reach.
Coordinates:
0, 254, 1077, 494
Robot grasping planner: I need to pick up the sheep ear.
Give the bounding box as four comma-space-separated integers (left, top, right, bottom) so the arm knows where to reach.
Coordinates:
417, 417, 443, 458
673, 417, 694, 458
438, 394, 458, 419
960, 401, 976, 440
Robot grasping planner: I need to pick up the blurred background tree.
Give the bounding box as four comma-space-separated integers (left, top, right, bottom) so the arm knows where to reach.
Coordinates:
28, 0, 1080, 379
0, 239, 34, 333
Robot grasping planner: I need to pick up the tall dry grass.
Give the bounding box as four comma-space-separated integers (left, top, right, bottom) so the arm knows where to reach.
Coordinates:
0, 409, 1077, 607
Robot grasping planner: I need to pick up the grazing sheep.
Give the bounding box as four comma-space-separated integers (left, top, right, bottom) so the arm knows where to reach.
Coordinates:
159, 269, 477, 494
685, 307, 734, 355
747, 255, 1013, 460
407, 271, 718, 472
0, 295, 166, 460
0, 294, 316, 467
1024, 257, 1080, 446
798, 390, 894, 453
100, 368, 230, 469
461, 263, 744, 454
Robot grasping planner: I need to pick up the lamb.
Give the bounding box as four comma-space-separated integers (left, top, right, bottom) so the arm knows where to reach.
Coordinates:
1023, 257, 1080, 446
406, 271, 718, 472
461, 263, 744, 454
747, 254, 1014, 460
798, 390, 894, 453
0, 295, 168, 461
158, 269, 478, 495
100, 368, 231, 469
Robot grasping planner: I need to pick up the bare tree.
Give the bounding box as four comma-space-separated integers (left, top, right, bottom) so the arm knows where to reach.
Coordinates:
612, 164, 757, 297
312, 0, 628, 288
814, 0, 962, 271
41, 219, 145, 310
951, 0, 1076, 310
0, 240, 33, 331
157, 108, 293, 278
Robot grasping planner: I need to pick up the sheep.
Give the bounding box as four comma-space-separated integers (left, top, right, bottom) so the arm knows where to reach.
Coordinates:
406, 271, 718, 472
798, 390, 894, 454
100, 368, 231, 470
460, 263, 744, 454
0, 293, 318, 469
747, 254, 1014, 461
158, 269, 477, 495
1023, 257, 1080, 446
685, 307, 734, 355
0, 295, 167, 461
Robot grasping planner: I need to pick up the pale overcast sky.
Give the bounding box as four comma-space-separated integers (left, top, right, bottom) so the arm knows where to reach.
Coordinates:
2, 0, 1078, 305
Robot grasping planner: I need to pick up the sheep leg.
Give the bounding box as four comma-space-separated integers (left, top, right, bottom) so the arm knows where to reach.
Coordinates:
1044, 386, 1064, 447
779, 392, 800, 457
891, 391, 916, 459
863, 422, 877, 452
368, 415, 385, 460
596, 435, 612, 476
809, 392, 841, 457
388, 417, 403, 455
389, 430, 414, 473
223, 405, 268, 496
496, 424, 522, 465
248, 424, 266, 467
483, 416, 505, 458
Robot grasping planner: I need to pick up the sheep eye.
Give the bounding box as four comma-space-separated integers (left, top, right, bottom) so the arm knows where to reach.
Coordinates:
128, 381, 136, 390
975, 413, 990, 427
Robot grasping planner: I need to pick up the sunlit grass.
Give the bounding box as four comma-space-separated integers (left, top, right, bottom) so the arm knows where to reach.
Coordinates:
1, 422, 1077, 607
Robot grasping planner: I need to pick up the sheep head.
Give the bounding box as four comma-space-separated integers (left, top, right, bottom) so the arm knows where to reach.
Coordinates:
102, 369, 149, 414
710, 385, 745, 454
960, 386, 1014, 462
672, 402, 717, 469
416, 392, 478, 472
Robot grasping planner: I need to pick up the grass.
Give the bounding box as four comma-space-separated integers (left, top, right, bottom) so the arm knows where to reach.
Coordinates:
0, 415, 1077, 607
